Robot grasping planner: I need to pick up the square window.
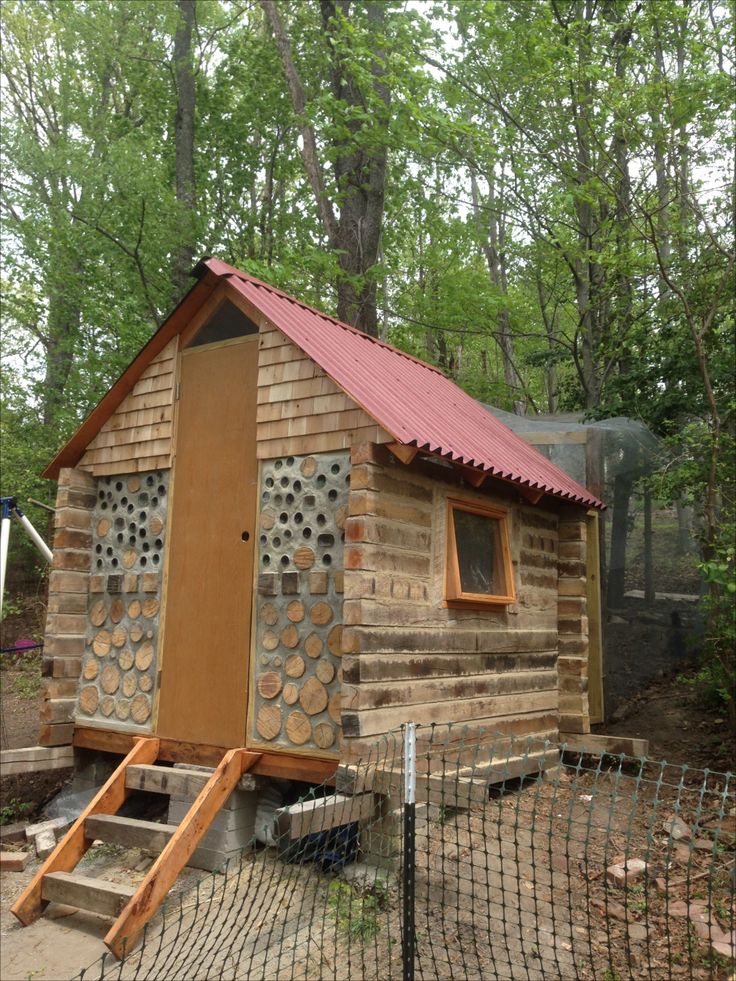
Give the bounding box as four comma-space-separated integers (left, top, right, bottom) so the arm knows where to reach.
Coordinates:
446, 499, 515, 607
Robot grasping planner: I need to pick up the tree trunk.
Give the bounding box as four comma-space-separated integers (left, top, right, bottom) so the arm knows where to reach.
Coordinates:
470, 171, 525, 412
322, 1, 389, 336
263, 0, 389, 336
607, 471, 633, 608
171, 0, 197, 299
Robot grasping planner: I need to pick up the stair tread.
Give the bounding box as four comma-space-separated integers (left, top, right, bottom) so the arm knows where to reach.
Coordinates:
86, 814, 179, 834
85, 813, 178, 853
126, 764, 211, 796
42, 871, 136, 918
44, 871, 136, 896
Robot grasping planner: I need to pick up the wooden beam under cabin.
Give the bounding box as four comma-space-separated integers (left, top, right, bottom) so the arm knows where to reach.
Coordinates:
386, 442, 419, 465
559, 732, 649, 758
72, 726, 338, 785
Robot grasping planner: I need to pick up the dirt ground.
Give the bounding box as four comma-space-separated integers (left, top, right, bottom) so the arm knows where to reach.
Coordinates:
1, 583, 733, 980
601, 671, 735, 774
0, 843, 209, 981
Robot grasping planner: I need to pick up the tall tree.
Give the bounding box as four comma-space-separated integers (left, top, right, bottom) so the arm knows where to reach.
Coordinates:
261, 0, 391, 335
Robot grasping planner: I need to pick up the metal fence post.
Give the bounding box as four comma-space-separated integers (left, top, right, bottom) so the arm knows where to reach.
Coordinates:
402, 722, 416, 981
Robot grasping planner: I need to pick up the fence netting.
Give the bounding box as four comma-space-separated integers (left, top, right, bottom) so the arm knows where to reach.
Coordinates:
80, 725, 735, 981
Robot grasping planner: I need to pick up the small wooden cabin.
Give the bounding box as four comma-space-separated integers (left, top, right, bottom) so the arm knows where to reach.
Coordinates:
40, 257, 604, 781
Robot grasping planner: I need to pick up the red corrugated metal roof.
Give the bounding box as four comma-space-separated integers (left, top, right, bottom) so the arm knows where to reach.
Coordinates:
203, 259, 603, 510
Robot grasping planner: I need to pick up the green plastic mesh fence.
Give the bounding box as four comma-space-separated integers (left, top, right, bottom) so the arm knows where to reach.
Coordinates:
79, 725, 735, 981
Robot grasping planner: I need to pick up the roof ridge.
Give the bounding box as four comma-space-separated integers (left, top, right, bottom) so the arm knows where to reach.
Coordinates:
211, 261, 446, 377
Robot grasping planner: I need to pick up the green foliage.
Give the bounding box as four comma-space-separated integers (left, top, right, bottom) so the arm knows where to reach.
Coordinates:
0, 0, 732, 628
0, 797, 32, 825
695, 538, 736, 726
327, 878, 387, 942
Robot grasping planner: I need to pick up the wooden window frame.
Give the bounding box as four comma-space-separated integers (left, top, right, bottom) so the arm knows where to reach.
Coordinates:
445, 498, 515, 608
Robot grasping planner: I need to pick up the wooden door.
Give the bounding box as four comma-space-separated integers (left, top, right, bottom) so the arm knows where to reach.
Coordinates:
157, 336, 258, 746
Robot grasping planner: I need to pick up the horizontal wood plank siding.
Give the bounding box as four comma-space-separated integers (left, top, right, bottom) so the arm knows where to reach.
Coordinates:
78, 339, 178, 476
341, 448, 561, 760
256, 324, 391, 459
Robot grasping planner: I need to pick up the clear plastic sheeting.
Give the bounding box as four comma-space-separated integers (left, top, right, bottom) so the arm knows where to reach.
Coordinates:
483, 407, 700, 720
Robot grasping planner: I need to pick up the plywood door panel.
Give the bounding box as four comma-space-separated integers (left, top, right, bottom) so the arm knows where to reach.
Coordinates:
157, 336, 258, 746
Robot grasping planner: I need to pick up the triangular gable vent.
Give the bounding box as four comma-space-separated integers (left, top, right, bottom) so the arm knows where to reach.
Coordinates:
185, 298, 258, 349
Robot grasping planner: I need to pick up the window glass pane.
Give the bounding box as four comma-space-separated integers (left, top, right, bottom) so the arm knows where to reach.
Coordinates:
186, 299, 258, 348
453, 508, 500, 595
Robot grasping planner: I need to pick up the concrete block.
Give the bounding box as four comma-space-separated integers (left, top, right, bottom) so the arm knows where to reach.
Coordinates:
0, 851, 30, 871
0, 822, 28, 845
25, 816, 71, 839
167, 800, 256, 833
35, 828, 57, 859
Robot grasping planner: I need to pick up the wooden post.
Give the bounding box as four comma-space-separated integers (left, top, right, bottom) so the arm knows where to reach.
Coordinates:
586, 511, 605, 724
643, 486, 655, 603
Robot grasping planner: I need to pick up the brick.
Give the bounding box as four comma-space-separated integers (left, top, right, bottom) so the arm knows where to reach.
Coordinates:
606, 859, 647, 888
0, 851, 30, 871
25, 816, 72, 839
0, 823, 27, 845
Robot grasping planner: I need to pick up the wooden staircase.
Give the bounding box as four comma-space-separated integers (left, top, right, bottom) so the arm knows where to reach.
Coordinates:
10, 737, 261, 959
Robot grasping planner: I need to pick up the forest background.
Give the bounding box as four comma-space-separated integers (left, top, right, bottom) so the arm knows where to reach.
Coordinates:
1, 0, 734, 720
